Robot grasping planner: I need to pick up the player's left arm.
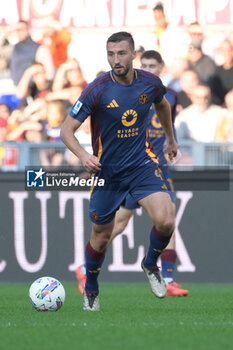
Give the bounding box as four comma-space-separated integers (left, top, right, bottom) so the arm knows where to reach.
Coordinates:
154, 96, 179, 160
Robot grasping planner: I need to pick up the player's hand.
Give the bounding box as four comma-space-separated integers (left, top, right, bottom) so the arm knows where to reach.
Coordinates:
169, 148, 182, 165
81, 154, 101, 174
164, 139, 179, 161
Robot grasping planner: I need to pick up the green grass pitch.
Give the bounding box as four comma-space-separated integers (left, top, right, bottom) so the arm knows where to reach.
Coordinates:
0, 282, 232, 350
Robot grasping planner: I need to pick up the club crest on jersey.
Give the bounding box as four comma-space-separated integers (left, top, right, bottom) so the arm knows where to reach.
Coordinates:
72, 100, 83, 114
139, 93, 148, 104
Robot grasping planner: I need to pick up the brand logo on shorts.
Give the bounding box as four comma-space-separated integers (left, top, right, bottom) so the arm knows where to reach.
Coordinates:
139, 93, 148, 104
92, 211, 99, 220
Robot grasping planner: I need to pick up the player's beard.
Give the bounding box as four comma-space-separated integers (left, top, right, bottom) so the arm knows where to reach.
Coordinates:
113, 63, 130, 77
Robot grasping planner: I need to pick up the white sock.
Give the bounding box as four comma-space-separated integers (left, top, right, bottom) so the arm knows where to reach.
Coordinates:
164, 277, 173, 285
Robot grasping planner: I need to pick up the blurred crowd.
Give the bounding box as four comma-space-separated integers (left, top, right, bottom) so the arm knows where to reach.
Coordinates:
0, 2, 233, 167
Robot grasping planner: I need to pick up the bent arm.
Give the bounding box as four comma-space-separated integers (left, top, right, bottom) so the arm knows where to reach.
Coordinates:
154, 96, 178, 159
60, 115, 101, 173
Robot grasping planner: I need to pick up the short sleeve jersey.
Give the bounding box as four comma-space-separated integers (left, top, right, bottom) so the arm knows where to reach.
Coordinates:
147, 87, 177, 166
70, 69, 166, 178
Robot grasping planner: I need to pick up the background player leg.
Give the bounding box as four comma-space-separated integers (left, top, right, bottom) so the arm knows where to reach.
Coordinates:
161, 233, 189, 296
161, 233, 176, 285
107, 207, 133, 246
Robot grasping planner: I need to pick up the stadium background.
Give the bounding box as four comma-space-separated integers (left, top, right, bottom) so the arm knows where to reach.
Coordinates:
1, 0, 233, 81
0, 0, 232, 284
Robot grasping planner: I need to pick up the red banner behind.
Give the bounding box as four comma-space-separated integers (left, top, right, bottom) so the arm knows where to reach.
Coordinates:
0, 0, 233, 28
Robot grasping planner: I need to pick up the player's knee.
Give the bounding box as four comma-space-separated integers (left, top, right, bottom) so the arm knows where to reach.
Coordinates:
93, 229, 112, 241
155, 217, 175, 237
92, 222, 114, 248
101, 236, 111, 250
92, 231, 111, 251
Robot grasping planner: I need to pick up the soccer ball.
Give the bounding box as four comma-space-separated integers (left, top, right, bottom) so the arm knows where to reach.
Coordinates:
29, 276, 65, 311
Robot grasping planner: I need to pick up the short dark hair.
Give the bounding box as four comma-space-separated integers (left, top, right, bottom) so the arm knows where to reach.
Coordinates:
141, 50, 164, 64
136, 45, 145, 53
107, 32, 135, 50
153, 2, 164, 11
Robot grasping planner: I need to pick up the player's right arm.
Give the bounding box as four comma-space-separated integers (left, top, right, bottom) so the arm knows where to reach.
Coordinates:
154, 96, 179, 160
60, 115, 101, 173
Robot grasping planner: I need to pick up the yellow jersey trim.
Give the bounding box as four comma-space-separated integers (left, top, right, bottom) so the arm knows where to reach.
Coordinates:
110, 71, 116, 82
145, 140, 159, 164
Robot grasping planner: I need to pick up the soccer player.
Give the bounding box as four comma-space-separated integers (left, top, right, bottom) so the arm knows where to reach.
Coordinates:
60, 32, 178, 311
76, 50, 189, 298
